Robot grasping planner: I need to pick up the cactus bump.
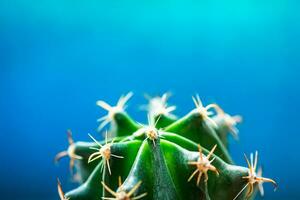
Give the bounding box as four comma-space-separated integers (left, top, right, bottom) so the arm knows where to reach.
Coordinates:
55, 92, 277, 200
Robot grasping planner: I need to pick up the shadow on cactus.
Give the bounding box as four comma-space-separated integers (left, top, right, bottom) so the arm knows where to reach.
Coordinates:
55, 92, 277, 200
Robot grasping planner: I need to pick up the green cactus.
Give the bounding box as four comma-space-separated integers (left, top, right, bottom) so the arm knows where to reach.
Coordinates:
55, 93, 277, 200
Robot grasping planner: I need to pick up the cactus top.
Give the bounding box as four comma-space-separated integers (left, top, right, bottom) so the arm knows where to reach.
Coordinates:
55, 92, 277, 200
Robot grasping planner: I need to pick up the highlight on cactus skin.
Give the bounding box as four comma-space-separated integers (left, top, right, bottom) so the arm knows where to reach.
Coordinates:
55, 92, 277, 200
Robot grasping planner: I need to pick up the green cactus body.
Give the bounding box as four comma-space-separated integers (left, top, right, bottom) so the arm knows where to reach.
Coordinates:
56, 93, 277, 200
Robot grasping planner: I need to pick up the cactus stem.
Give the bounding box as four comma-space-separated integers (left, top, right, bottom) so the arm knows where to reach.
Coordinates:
233, 151, 277, 200
88, 131, 124, 175
97, 92, 133, 131
187, 144, 219, 185
101, 180, 147, 200
56, 93, 277, 200
57, 178, 69, 200
54, 130, 82, 176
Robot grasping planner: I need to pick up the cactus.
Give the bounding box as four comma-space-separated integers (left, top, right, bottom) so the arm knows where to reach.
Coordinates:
55, 93, 277, 200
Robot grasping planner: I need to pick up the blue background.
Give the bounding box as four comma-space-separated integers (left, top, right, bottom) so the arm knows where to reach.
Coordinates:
0, 0, 299, 199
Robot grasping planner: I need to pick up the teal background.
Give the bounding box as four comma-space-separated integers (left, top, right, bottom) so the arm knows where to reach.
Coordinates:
0, 0, 299, 199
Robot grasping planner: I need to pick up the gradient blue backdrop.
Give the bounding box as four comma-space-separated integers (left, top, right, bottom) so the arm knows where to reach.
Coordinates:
0, 0, 299, 199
